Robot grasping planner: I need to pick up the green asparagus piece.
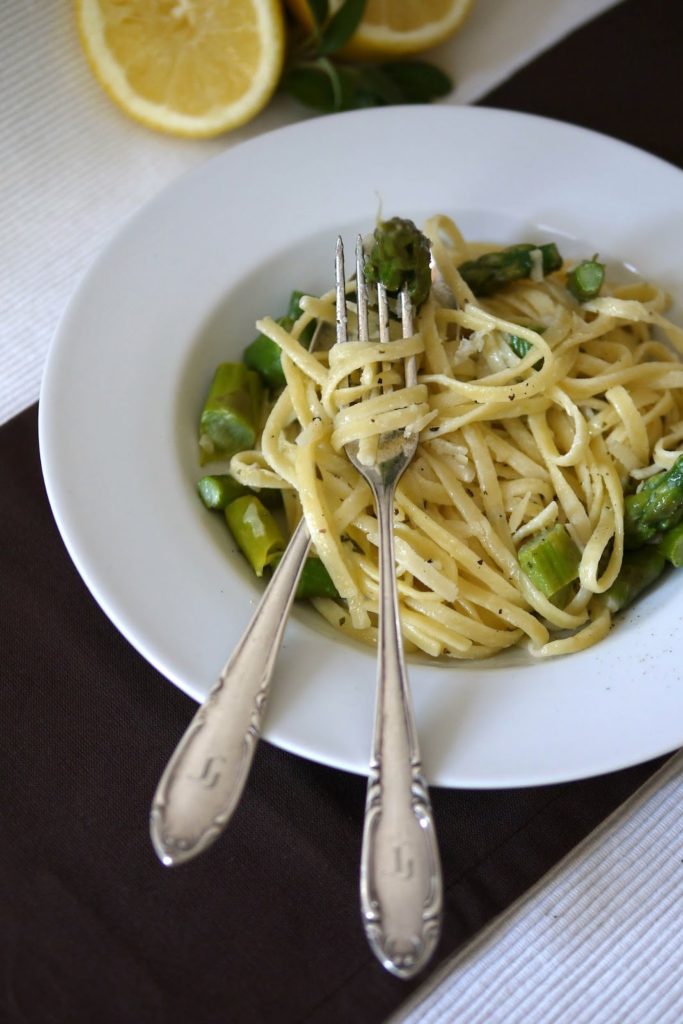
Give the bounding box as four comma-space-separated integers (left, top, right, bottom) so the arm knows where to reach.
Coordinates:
566, 258, 605, 302
243, 333, 286, 390
244, 290, 315, 390
224, 495, 285, 577
198, 362, 263, 465
458, 242, 563, 297
549, 581, 576, 609
624, 454, 683, 547
657, 522, 683, 567
518, 523, 581, 599
364, 217, 432, 308
270, 552, 340, 600
605, 548, 667, 613
507, 333, 533, 359
506, 324, 545, 365
198, 475, 282, 512
197, 474, 249, 510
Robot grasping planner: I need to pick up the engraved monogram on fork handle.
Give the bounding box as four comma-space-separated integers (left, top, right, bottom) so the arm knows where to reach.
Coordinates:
360, 482, 442, 979
338, 237, 443, 979
149, 512, 311, 866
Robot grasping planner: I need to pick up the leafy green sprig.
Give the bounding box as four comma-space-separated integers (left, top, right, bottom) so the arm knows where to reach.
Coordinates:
280, 0, 453, 113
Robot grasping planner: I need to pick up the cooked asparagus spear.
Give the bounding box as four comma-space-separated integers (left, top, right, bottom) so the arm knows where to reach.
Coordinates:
518, 523, 581, 600
566, 258, 605, 302
244, 290, 315, 390
197, 474, 250, 510
224, 495, 285, 577
223, 494, 339, 597
198, 362, 264, 465
657, 522, 683, 568
507, 333, 534, 359
270, 552, 340, 600
458, 242, 562, 297
604, 547, 667, 612
197, 474, 282, 511
624, 454, 683, 547
364, 216, 432, 307
506, 324, 546, 367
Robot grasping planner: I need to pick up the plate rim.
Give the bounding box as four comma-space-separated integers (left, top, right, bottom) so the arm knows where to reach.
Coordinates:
39, 104, 683, 787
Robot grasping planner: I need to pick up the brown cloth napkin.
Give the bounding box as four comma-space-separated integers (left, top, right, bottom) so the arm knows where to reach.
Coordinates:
2, 2, 681, 1021
0, 407, 668, 1023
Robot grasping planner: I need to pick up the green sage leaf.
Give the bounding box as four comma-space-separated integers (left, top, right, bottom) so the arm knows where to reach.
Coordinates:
280, 64, 337, 113
280, 59, 354, 113
379, 61, 453, 102
318, 0, 366, 56
349, 65, 404, 106
305, 0, 329, 26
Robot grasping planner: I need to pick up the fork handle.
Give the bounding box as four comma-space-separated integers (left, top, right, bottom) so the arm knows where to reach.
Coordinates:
360, 484, 443, 979
150, 516, 311, 866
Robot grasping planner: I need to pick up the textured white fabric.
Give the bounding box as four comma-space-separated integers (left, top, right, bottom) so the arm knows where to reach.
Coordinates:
1, 0, 621, 425
391, 751, 683, 1024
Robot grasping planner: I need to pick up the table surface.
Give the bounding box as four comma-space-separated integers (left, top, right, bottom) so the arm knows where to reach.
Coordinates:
3, 2, 683, 1022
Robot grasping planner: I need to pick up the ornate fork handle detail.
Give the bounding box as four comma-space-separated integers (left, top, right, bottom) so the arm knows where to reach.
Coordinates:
360, 482, 443, 978
335, 235, 443, 979
150, 516, 311, 866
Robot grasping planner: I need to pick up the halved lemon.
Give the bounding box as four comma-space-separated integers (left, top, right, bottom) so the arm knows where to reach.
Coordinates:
286, 0, 474, 59
76, 0, 286, 137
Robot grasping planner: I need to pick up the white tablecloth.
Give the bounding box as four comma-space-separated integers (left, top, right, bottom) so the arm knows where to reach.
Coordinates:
5, 3, 683, 1022
392, 749, 683, 1023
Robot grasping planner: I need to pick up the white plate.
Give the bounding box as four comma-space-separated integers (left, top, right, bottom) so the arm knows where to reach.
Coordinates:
40, 106, 683, 787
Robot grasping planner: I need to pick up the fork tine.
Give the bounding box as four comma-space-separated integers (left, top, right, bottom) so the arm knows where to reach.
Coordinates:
376, 279, 390, 346
400, 284, 417, 387
355, 235, 369, 344
335, 235, 348, 346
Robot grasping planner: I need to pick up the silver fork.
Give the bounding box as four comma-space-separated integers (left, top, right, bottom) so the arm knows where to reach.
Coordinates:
149, 326, 321, 865
337, 237, 442, 979
149, 514, 312, 866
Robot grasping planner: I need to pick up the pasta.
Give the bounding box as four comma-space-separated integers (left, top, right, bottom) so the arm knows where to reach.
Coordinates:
228, 215, 683, 660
